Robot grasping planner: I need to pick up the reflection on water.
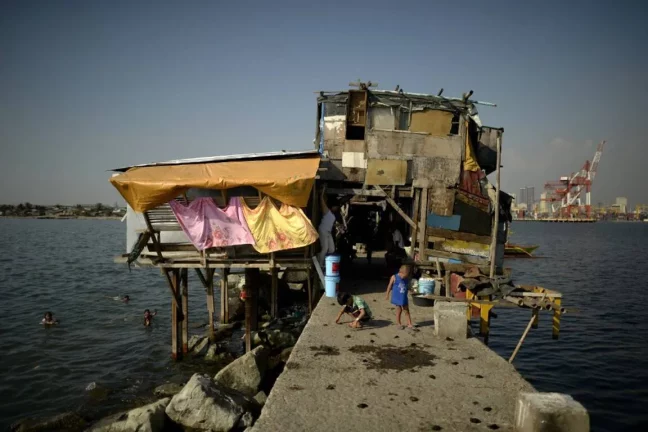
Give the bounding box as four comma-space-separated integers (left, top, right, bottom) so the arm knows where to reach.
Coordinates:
1, 219, 647, 431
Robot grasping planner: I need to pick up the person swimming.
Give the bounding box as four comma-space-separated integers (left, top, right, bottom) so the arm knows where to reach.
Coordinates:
106, 295, 130, 303
143, 309, 157, 326
41, 312, 59, 325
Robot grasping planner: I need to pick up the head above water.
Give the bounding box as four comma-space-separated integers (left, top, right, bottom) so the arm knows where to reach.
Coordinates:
123, 295, 130, 301
144, 309, 151, 317
44, 312, 52, 320
337, 292, 353, 307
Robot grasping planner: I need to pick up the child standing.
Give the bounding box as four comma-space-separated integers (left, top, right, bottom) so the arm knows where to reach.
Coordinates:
385, 265, 414, 328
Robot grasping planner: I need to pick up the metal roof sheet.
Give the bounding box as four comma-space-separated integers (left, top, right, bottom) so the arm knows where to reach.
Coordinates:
111, 149, 320, 172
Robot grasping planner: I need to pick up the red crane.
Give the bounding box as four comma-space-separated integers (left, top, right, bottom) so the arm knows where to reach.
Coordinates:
542, 141, 605, 218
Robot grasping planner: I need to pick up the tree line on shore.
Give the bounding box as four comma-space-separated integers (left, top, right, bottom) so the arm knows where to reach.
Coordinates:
0, 203, 125, 218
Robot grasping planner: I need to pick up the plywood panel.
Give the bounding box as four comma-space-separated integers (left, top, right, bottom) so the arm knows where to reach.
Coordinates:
409, 110, 453, 136
342, 152, 367, 169
365, 159, 407, 185
366, 130, 462, 159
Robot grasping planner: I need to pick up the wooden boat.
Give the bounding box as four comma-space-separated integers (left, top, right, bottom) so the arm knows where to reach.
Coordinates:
505, 244, 539, 257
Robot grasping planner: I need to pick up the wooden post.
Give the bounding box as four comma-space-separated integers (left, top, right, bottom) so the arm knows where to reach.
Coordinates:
509, 314, 536, 363
489, 132, 502, 279
531, 307, 539, 329
220, 268, 229, 324
307, 266, 313, 313
181, 268, 189, 354
417, 187, 429, 263
410, 188, 420, 259
270, 253, 278, 318
552, 298, 561, 339
479, 294, 492, 344
170, 269, 181, 360
244, 268, 259, 352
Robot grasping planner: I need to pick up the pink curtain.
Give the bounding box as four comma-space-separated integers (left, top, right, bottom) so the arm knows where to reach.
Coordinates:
169, 197, 255, 250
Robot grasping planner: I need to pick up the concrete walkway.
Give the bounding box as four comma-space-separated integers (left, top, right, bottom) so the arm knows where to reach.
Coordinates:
252, 264, 534, 432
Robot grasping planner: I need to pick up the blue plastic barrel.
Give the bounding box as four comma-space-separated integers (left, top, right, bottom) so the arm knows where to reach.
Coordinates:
325, 255, 341, 277
418, 277, 435, 295
325, 275, 340, 298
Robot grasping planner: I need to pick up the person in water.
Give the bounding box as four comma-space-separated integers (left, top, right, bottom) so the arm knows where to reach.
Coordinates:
105, 295, 130, 303
385, 265, 414, 328
335, 292, 373, 328
143, 309, 157, 326
41, 312, 59, 325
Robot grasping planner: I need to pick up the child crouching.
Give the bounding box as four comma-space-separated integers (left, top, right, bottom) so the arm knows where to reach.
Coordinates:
335, 292, 373, 328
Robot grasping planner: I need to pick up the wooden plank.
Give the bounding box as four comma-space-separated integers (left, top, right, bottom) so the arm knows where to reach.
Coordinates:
425, 249, 488, 265
417, 187, 429, 262
181, 268, 189, 354
365, 159, 407, 186
489, 132, 502, 278
426, 227, 491, 245
427, 214, 461, 231
374, 185, 415, 229
437, 239, 490, 259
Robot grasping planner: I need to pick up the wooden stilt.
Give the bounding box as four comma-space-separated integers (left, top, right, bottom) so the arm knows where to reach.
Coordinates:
307, 266, 313, 314
410, 188, 420, 259
509, 314, 536, 363
479, 295, 492, 344
220, 268, 229, 324
170, 269, 181, 360
270, 253, 278, 318
552, 298, 561, 339
244, 268, 259, 352
181, 268, 189, 354
531, 307, 539, 329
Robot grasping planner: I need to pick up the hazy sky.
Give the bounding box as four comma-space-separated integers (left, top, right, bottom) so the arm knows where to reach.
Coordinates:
1, 0, 646, 207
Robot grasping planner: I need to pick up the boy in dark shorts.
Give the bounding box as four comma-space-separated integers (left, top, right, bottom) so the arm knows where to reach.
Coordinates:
335, 292, 373, 328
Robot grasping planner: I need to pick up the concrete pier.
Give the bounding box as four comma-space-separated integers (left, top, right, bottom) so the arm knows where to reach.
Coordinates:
252, 272, 536, 432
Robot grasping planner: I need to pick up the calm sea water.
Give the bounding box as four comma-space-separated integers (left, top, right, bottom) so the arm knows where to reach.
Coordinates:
0, 219, 647, 430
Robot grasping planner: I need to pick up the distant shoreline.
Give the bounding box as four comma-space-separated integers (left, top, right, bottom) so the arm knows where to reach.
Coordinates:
0, 216, 121, 221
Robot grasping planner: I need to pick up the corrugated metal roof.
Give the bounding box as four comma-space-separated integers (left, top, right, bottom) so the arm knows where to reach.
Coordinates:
111, 149, 320, 172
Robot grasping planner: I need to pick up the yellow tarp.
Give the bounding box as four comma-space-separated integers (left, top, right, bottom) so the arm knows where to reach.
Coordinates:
110, 156, 320, 212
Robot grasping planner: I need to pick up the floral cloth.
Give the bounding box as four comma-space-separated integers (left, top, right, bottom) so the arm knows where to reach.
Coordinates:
241, 196, 318, 253
169, 197, 255, 250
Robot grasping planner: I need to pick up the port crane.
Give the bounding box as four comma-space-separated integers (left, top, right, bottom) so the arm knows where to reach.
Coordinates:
542, 141, 605, 218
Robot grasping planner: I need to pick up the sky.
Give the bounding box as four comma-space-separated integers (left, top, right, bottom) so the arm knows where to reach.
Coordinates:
1, 0, 647, 207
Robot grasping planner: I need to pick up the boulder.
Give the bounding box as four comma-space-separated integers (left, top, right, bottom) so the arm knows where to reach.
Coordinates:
213, 323, 236, 341
90, 398, 170, 432
253, 391, 267, 406
192, 337, 210, 356
237, 412, 255, 429
10, 412, 87, 432
268, 330, 296, 349
165, 374, 259, 432
153, 383, 183, 398
214, 346, 269, 397
188, 335, 204, 352
204, 344, 219, 361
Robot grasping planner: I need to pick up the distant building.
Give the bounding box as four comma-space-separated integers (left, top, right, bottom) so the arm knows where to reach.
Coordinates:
615, 197, 628, 213
519, 188, 527, 208
539, 192, 549, 213
518, 186, 535, 210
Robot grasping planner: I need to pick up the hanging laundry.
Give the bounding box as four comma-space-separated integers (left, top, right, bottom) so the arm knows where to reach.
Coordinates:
169, 197, 255, 250
241, 196, 318, 253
